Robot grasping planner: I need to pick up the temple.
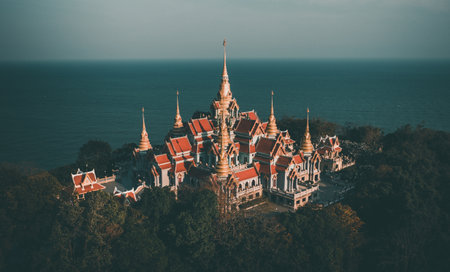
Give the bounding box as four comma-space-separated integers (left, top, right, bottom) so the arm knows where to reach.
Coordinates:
134, 40, 323, 212
71, 40, 349, 210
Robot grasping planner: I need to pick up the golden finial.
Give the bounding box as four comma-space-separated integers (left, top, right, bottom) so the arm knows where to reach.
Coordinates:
142, 107, 146, 130
222, 39, 228, 80
306, 107, 310, 131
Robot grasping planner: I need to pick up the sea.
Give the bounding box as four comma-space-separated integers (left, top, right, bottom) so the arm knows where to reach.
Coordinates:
1, 59, 449, 170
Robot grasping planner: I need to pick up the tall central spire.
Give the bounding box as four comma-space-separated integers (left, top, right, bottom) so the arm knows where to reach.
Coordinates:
301, 108, 314, 154
222, 39, 228, 80
216, 110, 231, 178
266, 90, 278, 137
139, 107, 152, 151
218, 39, 232, 110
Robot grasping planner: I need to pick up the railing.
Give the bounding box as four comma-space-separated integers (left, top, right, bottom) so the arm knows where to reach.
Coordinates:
97, 175, 116, 184
231, 164, 250, 171
236, 185, 262, 198
269, 185, 319, 199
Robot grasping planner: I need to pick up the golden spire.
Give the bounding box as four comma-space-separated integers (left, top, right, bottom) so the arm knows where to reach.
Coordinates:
218, 39, 232, 110
173, 90, 183, 129
139, 107, 152, 151
222, 39, 228, 80
216, 110, 231, 178
216, 108, 231, 149
301, 108, 314, 154
266, 90, 278, 137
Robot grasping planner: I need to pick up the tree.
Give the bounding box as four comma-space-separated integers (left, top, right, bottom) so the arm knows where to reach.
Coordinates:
169, 189, 219, 270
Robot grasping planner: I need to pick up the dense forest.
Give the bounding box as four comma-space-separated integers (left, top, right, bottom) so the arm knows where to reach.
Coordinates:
0, 118, 449, 272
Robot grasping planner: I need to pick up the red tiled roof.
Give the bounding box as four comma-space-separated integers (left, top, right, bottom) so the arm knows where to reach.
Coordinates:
174, 162, 187, 173
255, 137, 277, 154
239, 143, 256, 154
241, 111, 259, 121
167, 136, 192, 155
234, 135, 250, 143
75, 183, 105, 195
234, 142, 240, 151
259, 164, 276, 175
188, 123, 195, 135
155, 154, 170, 164
261, 122, 268, 131
72, 171, 97, 186
155, 154, 172, 170
276, 156, 292, 166
234, 167, 258, 181
254, 155, 270, 163
208, 143, 220, 156
293, 154, 304, 164
190, 118, 214, 135
212, 100, 220, 109
284, 138, 295, 144
125, 191, 137, 202
235, 119, 257, 134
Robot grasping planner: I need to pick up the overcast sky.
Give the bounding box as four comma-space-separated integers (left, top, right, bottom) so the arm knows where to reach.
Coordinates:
0, 0, 449, 61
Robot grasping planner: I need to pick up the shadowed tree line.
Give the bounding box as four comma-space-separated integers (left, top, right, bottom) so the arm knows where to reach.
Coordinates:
0, 121, 448, 272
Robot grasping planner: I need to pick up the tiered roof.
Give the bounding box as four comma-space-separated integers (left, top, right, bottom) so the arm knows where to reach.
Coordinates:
240, 110, 260, 121
188, 117, 215, 135
166, 136, 192, 156
72, 169, 106, 195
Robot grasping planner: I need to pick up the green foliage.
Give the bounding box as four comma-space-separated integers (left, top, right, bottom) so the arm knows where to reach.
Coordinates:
345, 126, 450, 272
343, 125, 383, 149
1, 124, 449, 272
135, 186, 176, 230
113, 209, 168, 272
112, 143, 137, 165
0, 167, 62, 271
278, 116, 338, 142
281, 204, 363, 272
170, 190, 219, 270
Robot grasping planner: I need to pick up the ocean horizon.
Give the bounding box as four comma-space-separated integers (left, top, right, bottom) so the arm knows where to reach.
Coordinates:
1, 59, 449, 169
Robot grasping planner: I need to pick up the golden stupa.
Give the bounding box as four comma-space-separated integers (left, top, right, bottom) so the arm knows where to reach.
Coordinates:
266, 90, 278, 137
139, 107, 152, 151
300, 108, 314, 154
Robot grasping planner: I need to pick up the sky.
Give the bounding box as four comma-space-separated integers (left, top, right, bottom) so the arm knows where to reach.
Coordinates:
0, 0, 449, 61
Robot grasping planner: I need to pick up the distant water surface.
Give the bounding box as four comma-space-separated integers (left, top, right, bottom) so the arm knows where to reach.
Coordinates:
1, 59, 449, 169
